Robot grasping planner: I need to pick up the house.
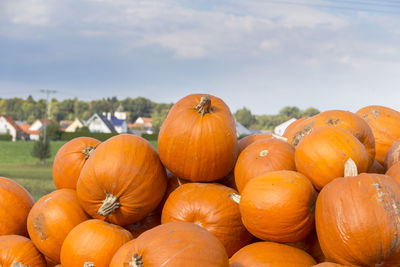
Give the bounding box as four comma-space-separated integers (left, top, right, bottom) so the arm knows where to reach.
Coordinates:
274, 118, 297, 136
64, 118, 84, 132
0, 115, 27, 141
130, 117, 153, 134
85, 113, 117, 133
59, 120, 73, 132
28, 119, 54, 140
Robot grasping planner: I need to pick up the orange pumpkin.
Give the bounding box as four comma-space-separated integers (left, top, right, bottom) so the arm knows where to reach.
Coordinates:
312, 263, 346, 267
161, 183, 252, 256
286, 231, 325, 263
234, 138, 296, 192
295, 126, 369, 190
60, 219, 132, 267
385, 138, 400, 170
0, 177, 34, 236
124, 212, 160, 238
385, 161, 400, 184
77, 134, 167, 226
158, 94, 238, 182
234, 170, 317, 242
286, 110, 375, 168
27, 189, 90, 263
0, 235, 46, 266
282, 117, 308, 138
229, 242, 316, 266
316, 173, 400, 265
357, 105, 400, 165
216, 170, 237, 190
368, 160, 385, 174
109, 221, 229, 266
109, 239, 135, 267
238, 133, 273, 154
53, 137, 100, 190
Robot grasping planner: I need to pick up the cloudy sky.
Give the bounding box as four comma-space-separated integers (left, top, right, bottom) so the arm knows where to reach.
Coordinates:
1, 0, 400, 114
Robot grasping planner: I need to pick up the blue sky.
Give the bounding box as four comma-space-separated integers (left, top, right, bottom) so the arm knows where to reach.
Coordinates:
1, 0, 400, 114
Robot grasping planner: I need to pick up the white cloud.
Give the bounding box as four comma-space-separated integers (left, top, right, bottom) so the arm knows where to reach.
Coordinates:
4, 0, 51, 26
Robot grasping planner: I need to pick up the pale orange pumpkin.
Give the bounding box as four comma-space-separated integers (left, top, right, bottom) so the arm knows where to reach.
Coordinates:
237, 133, 273, 154
158, 94, 238, 182
0, 235, 46, 267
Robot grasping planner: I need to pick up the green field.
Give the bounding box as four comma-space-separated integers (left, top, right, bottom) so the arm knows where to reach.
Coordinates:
0, 139, 158, 201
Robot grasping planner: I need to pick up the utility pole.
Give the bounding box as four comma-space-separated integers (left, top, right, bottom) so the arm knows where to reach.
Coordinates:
40, 89, 57, 162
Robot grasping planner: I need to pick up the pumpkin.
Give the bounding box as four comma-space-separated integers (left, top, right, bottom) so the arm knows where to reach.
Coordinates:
229, 242, 316, 266
0, 235, 46, 267
109, 221, 229, 267
124, 212, 160, 238
45, 256, 58, 267
237, 133, 272, 154
316, 169, 400, 265
286, 231, 325, 263
216, 170, 237, 190
282, 117, 308, 138
77, 134, 167, 226
295, 126, 369, 190
234, 138, 296, 192
385, 138, 400, 170
60, 219, 132, 267
312, 263, 345, 267
109, 239, 135, 267
385, 161, 400, 184
357, 105, 400, 165
27, 189, 90, 263
232, 170, 317, 242
368, 160, 386, 174
0, 177, 34, 236
286, 110, 375, 168
158, 94, 238, 182
53, 137, 100, 190
161, 183, 252, 256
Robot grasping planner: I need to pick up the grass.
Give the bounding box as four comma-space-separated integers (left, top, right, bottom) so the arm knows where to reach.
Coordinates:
0, 139, 158, 201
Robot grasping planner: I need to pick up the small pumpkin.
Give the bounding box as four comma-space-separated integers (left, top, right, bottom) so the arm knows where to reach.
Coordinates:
316, 167, 400, 265
234, 138, 296, 192
0, 177, 34, 236
385, 161, 400, 184
0, 235, 46, 267
232, 170, 317, 242
158, 94, 238, 182
229, 242, 316, 266
161, 183, 252, 256
77, 134, 167, 226
357, 105, 400, 165
109, 221, 229, 267
109, 239, 135, 267
53, 137, 100, 189
60, 219, 132, 267
368, 160, 385, 174
282, 117, 308, 139
124, 212, 161, 238
295, 126, 369, 190
27, 189, 90, 263
385, 138, 400, 170
237, 133, 272, 154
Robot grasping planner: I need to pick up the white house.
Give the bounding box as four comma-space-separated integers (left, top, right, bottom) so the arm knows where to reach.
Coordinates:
274, 118, 297, 136
130, 117, 153, 134
28, 119, 53, 140
65, 118, 84, 132
85, 113, 116, 133
0, 115, 23, 141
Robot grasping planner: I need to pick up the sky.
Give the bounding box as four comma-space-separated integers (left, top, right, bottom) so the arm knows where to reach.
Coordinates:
1, 0, 400, 114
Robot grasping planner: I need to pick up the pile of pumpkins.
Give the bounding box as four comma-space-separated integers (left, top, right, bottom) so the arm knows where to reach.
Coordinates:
1, 94, 400, 266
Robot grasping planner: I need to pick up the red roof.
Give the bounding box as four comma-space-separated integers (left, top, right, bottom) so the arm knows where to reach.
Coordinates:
18, 124, 39, 135
140, 117, 152, 123
0, 115, 21, 131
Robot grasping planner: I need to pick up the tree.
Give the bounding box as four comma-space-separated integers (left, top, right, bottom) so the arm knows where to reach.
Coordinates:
279, 106, 301, 118
301, 107, 320, 117
235, 107, 256, 128
46, 122, 62, 141
151, 103, 173, 134
32, 136, 51, 164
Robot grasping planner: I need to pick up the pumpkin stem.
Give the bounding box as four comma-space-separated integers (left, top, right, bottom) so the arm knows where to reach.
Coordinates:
129, 253, 143, 267
98, 191, 121, 217
272, 133, 288, 142
229, 193, 241, 204
194, 95, 212, 116
81, 145, 96, 159
12, 263, 28, 267
83, 263, 94, 267
344, 158, 358, 177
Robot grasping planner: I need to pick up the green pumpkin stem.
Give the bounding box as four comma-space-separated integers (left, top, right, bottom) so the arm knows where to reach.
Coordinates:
98, 192, 121, 217
195, 96, 212, 116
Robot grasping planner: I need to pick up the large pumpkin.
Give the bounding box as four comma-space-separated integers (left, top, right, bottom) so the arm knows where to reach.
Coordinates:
286, 110, 375, 167
158, 94, 238, 182
60, 219, 132, 267
357, 105, 400, 165
295, 126, 369, 190
77, 134, 167, 226
27, 189, 90, 263
0, 235, 46, 267
237, 133, 272, 154
233, 170, 317, 242
282, 117, 308, 138
109, 221, 229, 266
53, 137, 100, 189
385, 161, 400, 184
316, 172, 400, 265
0, 177, 34, 236
234, 138, 295, 192
229, 242, 316, 266
385, 138, 400, 170
109, 239, 136, 267
161, 183, 252, 256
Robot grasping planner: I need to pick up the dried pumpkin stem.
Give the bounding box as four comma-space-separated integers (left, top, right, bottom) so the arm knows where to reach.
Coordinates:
271, 133, 288, 142
229, 193, 241, 204
194, 95, 212, 116
130, 253, 143, 267
98, 192, 121, 217
344, 158, 358, 177
81, 145, 96, 159
12, 263, 29, 267
83, 262, 94, 267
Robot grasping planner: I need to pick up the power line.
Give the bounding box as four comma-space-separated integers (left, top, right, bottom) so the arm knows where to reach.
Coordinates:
40, 89, 57, 163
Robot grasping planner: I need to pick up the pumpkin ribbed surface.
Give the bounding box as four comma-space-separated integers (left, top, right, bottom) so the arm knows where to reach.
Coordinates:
0, 235, 46, 267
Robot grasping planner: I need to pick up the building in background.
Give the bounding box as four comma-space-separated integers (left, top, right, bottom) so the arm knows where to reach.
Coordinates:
0, 115, 27, 141
274, 118, 297, 136
130, 117, 153, 134
64, 118, 84, 132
